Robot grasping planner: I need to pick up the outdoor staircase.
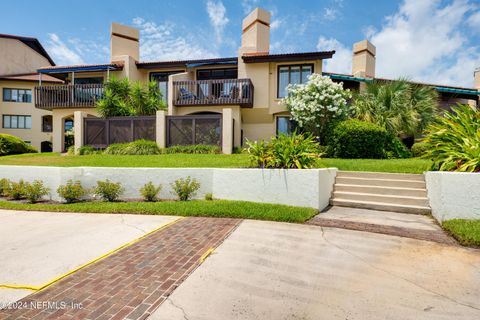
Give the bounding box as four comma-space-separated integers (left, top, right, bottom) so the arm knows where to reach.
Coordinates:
330, 171, 431, 215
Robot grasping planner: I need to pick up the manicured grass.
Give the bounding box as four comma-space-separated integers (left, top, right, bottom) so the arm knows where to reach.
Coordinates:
316, 158, 432, 174
0, 200, 318, 223
442, 219, 480, 247
0, 153, 432, 173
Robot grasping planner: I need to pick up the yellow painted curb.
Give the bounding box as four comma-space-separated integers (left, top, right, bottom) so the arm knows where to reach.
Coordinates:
199, 248, 215, 263
0, 217, 185, 292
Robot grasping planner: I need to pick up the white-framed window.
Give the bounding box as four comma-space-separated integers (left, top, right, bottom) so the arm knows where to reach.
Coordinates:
3, 115, 32, 129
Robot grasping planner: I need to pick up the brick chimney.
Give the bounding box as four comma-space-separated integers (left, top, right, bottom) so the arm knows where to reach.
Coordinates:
352, 39, 376, 78
240, 8, 271, 55
110, 22, 140, 62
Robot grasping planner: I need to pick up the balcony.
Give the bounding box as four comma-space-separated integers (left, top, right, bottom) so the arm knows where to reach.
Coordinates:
172, 78, 254, 107
35, 84, 104, 109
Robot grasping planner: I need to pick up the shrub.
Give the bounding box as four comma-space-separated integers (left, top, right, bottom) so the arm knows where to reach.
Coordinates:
94, 180, 124, 202
7, 179, 27, 200
104, 140, 160, 155
205, 193, 213, 201
140, 181, 161, 202
332, 119, 389, 159
57, 180, 87, 203
171, 176, 200, 201
78, 145, 99, 155
247, 132, 321, 169
411, 141, 429, 158
384, 135, 411, 159
0, 178, 10, 196
422, 104, 480, 172
163, 145, 221, 154
0, 134, 37, 156
24, 180, 50, 203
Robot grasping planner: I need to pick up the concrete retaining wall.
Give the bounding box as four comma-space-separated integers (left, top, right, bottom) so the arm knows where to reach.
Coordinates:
0, 166, 337, 210
425, 171, 480, 222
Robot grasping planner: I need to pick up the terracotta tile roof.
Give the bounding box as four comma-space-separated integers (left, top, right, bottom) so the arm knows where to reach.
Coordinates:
0, 72, 63, 83
242, 51, 335, 63
0, 34, 55, 66
136, 57, 238, 69
38, 63, 123, 72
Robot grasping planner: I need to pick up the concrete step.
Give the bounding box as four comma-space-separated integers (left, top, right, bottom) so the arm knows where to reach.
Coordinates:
330, 198, 431, 215
332, 191, 430, 207
337, 171, 425, 181
334, 184, 427, 197
335, 176, 426, 189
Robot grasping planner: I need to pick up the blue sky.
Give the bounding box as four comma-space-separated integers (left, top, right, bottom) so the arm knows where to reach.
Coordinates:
2, 0, 480, 87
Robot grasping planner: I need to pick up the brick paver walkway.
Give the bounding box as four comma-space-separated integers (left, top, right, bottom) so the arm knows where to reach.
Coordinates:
0, 217, 240, 320
307, 216, 457, 246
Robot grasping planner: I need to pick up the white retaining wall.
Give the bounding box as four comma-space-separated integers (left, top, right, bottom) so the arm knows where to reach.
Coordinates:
425, 171, 480, 222
0, 166, 337, 210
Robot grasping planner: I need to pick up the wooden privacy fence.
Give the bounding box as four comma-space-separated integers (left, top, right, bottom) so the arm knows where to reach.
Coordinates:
84, 116, 156, 148
166, 114, 222, 146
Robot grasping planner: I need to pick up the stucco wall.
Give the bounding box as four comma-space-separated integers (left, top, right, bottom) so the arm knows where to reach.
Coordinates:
0, 166, 337, 210
425, 172, 480, 222
0, 80, 53, 150
0, 38, 51, 75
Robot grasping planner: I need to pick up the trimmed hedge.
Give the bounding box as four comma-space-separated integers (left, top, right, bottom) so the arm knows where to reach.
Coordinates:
332, 119, 389, 159
163, 145, 221, 154
0, 134, 37, 156
104, 140, 161, 155
411, 141, 428, 157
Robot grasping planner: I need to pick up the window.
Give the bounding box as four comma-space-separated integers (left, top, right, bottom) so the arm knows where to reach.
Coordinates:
2, 88, 32, 103
277, 64, 313, 98
196, 68, 237, 80
276, 116, 296, 136
74, 77, 103, 84
42, 115, 53, 132
3, 115, 32, 129
150, 71, 184, 102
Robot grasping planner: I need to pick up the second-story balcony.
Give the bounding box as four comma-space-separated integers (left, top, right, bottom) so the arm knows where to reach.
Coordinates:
35, 84, 104, 109
172, 78, 254, 107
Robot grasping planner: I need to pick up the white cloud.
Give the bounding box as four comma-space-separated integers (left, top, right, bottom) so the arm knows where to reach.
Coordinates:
468, 11, 480, 28
316, 37, 351, 74
323, 8, 338, 21
241, 0, 259, 14
206, 0, 229, 44
270, 18, 283, 30
46, 33, 84, 65
133, 17, 217, 61
367, 0, 480, 87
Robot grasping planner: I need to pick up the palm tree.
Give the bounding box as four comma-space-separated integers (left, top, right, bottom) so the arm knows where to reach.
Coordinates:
352, 79, 438, 138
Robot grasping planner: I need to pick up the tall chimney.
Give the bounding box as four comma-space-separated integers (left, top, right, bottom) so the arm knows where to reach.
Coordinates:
352, 40, 376, 78
475, 68, 480, 90
240, 8, 270, 55
110, 22, 140, 62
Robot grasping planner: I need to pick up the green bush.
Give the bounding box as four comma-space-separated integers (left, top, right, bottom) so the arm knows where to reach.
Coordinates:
423, 104, 480, 172
163, 145, 221, 154
140, 181, 161, 202
205, 193, 213, 201
57, 180, 87, 203
24, 180, 50, 203
104, 140, 160, 155
0, 134, 37, 156
94, 179, 124, 202
171, 176, 200, 201
246, 132, 320, 169
7, 179, 27, 200
411, 141, 429, 158
0, 178, 10, 196
384, 135, 411, 159
78, 145, 100, 155
332, 119, 389, 159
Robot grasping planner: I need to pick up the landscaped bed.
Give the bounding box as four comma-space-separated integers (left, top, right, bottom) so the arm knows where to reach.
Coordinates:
442, 219, 480, 247
0, 153, 432, 173
0, 200, 318, 223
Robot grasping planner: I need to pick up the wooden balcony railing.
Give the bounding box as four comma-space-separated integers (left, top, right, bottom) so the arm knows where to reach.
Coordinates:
35, 84, 104, 109
172, 78, 254, 107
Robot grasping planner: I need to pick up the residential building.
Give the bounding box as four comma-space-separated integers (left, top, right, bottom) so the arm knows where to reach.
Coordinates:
30, 8, 480, 153
0, 34, 61, 151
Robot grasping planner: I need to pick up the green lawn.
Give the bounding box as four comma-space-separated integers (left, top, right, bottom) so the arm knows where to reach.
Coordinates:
442, 219, 480, 247
0, 153, 432, 173
0, 200, 318, 223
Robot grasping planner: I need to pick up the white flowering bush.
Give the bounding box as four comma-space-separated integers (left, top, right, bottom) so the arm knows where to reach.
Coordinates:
281, 74, 351, 139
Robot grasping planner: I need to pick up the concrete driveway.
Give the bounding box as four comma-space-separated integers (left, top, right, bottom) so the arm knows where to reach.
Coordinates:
151, 220, 480, 320
0, 210, 178, 305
